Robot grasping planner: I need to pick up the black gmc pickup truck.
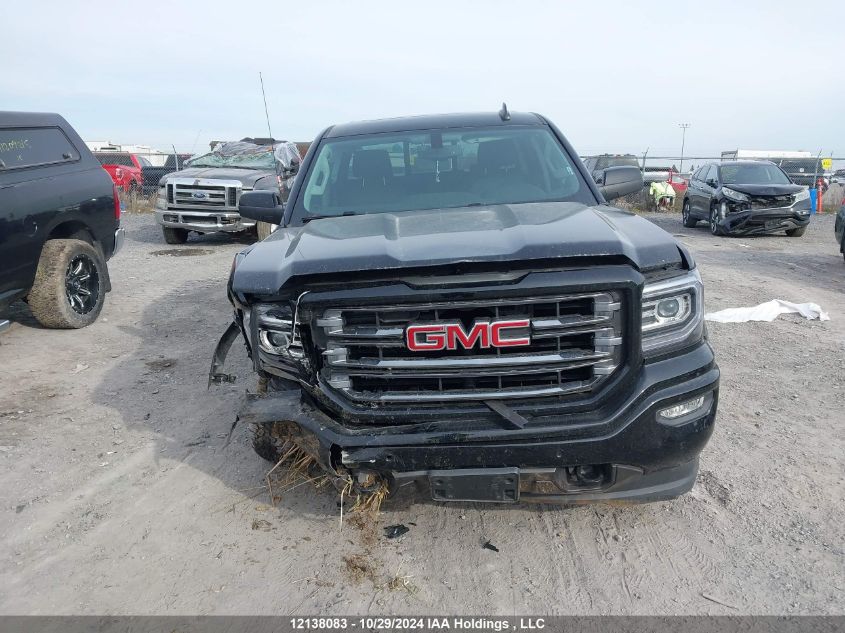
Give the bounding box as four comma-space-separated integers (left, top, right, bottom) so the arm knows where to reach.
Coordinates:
211, 109, 719, 505
1, 112, 124, 330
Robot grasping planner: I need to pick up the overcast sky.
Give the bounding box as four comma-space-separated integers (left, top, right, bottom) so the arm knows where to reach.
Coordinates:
2, 0, 841, 158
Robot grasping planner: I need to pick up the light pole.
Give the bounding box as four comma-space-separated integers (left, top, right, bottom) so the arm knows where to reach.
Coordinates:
678, 123, 691, 174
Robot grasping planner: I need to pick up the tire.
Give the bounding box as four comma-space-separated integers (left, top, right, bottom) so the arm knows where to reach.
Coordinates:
28, 239, 106, 329
786, 226, 807, 237
709, 204, 725, 236
682, 200, 697, 227
256, 221, 274, 241
249, 422, 285, 463
162, 226, 189, 244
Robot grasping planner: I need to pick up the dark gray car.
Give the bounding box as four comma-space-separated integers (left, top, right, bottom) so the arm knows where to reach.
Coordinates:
682, 161, 811, 236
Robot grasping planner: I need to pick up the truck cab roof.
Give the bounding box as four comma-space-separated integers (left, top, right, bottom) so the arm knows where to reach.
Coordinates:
325, 111, 546, 138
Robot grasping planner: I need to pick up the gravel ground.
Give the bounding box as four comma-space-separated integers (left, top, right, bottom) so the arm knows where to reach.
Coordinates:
1, 211, 843, 615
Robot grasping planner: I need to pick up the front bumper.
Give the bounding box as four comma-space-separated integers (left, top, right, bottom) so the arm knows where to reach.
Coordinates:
112, 227, 126, 257
716, 207, 810, 235
237, 341, 719, 504
155, 209, 255, 233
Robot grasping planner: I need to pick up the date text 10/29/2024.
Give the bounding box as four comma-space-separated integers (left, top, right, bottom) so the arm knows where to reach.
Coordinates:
290, 617, 546, 631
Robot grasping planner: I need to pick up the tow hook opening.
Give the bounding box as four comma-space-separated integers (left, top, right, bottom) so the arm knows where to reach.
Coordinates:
560, 464, 613, 491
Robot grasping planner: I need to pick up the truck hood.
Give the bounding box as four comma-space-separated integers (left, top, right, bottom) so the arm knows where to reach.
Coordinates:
233, 202, 684, 295
160, 167, 273, 188
723, 183, 803, 196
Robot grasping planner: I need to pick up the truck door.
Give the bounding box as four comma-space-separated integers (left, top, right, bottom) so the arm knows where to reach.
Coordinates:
698, 165, 719, 215
686, 166, 702, 216
0, 126, 80, 304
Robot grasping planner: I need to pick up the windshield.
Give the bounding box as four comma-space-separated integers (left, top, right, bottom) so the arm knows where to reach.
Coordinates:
295, 126, 594, 219
601, 156, 639, 169
188, 142, 277, 169
721, 163, 791, 185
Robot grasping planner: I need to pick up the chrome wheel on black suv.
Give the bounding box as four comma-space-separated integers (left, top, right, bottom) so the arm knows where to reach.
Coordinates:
65, 253, 100, 315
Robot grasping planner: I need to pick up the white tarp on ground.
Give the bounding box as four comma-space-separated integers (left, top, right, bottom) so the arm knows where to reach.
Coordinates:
705, 300, 830, 323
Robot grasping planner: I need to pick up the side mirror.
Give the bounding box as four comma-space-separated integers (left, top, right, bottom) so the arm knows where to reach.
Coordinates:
238, 190, 285, 225
706, 178, 718, 188
598, 166, 643, 201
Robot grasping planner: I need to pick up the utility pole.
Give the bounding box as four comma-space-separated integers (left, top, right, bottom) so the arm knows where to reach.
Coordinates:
678, 123, 691, 174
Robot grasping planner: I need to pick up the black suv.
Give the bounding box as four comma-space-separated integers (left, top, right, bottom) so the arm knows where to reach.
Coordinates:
212, 110, 719, 505
0, 112, 124, 330
682, 160, 811, 236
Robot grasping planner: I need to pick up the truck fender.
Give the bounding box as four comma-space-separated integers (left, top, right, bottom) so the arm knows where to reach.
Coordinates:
208, 320, 241, 388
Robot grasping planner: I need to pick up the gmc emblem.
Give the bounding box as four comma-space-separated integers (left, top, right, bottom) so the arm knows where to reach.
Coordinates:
406, 320, 531, 352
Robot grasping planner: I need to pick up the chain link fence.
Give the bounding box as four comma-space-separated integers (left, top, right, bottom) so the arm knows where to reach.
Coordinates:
87, 140, 844, 214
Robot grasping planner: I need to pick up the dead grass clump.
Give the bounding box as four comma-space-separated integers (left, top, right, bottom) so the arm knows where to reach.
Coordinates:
351, 482, 389, 515
342, 554, 376, 584
118, 190, 157, 213
387, 569, 419, 597
339, 476, 390, 530
265, 441, 329, 505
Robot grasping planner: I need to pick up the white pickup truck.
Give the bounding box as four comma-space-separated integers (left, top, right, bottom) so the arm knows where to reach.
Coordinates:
155, 139, 300, 243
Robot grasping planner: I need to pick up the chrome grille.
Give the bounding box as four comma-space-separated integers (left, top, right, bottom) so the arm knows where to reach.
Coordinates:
168, 178, 241, 210
315, 292, 624, 403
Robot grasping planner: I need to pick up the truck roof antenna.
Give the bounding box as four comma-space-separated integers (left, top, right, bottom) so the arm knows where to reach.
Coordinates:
259, 72, 273, 140
498, 102, 511, 121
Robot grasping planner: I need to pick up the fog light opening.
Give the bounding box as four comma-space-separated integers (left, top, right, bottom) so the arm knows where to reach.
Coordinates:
658, 395, 706, 420
575, 465, 604, 486
560, 464, 612, 491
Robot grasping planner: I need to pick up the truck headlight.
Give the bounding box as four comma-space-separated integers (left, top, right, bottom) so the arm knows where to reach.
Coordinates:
641, 269, 704, 355
793, 188, 810, 202
156, 185, 167, 209
254, 303, 303, 358
722, 187, 749, 202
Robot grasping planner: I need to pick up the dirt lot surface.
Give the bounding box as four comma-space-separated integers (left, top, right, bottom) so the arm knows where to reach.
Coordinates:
1, 212, 843, 615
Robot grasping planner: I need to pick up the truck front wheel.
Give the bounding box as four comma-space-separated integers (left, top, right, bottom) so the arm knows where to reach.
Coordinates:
162, 226, 189, 244
28, 239, 106, 329
249, 422, 286, 463
256, 221, 274, 241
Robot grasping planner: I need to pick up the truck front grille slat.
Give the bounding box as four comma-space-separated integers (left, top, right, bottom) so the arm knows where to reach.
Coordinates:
325, 349, 608, 371
315, 291, 625, 404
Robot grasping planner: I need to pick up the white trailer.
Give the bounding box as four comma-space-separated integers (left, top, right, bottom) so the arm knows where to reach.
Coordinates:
720, 149, 813, 161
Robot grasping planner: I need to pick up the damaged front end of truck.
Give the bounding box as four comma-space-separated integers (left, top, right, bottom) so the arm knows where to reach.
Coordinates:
210, 216, 718, 505
208, 111, 719, 506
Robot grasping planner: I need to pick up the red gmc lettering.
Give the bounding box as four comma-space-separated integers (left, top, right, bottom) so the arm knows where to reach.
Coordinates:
446, 322, 490, 350
491, 319, 531, 347
406, 320, 531, 352
406, 325, 446, 351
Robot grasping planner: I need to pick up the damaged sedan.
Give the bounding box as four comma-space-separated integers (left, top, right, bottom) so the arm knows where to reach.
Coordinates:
211, 109, 720, 505
682, 160, 811, 236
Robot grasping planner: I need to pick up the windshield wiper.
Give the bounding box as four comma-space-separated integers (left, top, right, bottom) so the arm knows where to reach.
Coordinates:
302, 212, 358, 223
